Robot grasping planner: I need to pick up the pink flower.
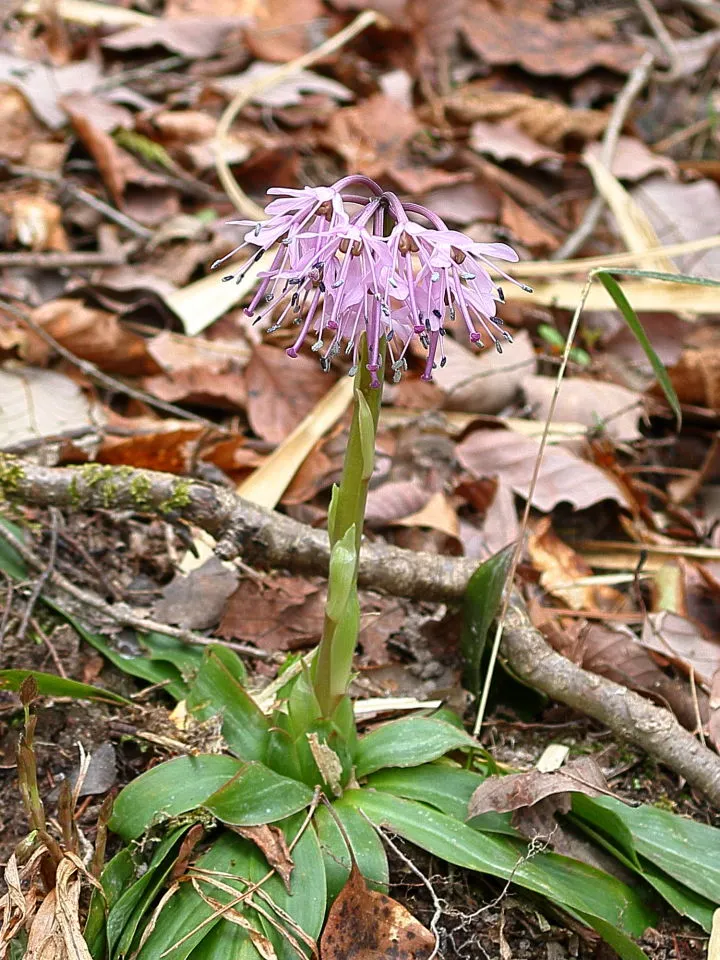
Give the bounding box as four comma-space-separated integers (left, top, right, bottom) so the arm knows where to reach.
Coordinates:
215, 177, 527, 385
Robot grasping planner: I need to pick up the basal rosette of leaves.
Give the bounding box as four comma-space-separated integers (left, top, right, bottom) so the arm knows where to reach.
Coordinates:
85, 638, 720, 960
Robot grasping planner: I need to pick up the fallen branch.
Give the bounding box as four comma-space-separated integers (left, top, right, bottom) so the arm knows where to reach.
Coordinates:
2, 455, 720, 806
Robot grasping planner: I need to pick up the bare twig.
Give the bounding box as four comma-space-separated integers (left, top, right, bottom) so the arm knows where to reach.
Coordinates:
0, 298, 219, 429
30, 617, 68, 678
1, 427, 103, 455
2, 455, 720, 804
17, 508, 60, 642
6, 163, 153, 240
215, 10, 382, 218
634, 0, 682, 75
553, 53, 654, 261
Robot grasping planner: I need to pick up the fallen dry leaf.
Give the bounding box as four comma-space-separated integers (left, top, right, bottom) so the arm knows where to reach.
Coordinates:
27, 299, 157, 375
143, 367, 247, 410
441, 85, 608, 146
98, 426, 206, 474
631, 176, 720, 280
585, 137, 676, 183
102, 17, 246, 58
529, 518, 629, 612
522, 375, 643, 443
324, 93, 419, 181
365, 480, 432, 527
457, 430, 629, 511
153, 556, 240, 630
468, 756, 608, 817
228, 824, 294, 892
462, 0, 643, 76
0, 367, 100, 456
215, 62, 353, 109
245, 343, 335, 444
7, 194, 68, 252
396, 490, 460, 540
431, 328, 536, 414
320, 864, 434, 960
244, 0, 325, 61
501, 194, 559, 252
415, 181, 499, 225
469, 120, 562, 167
544, 619, 705, 732
641, 611, 720, 687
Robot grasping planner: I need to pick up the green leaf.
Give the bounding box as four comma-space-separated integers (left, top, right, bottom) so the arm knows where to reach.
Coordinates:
583, 796, 720, 904
367, 764, 516, 836
187, 648, 268, 762
203, 762, 314, 826
461, 544, 514, 696
570, 797, 715, 932
638, 857, 715, 932
110, 755, 244, 840
108, 827, 189, 958
85, 848, 135, 959
354, 716, 476, 778
596, 268, 720, 286
0, 669, 128, 704
326, 526, 357, 622
137, 816, 325, 960
571, 912, 650, 960
594, 271, 681, 427
0, 517, 28, 579
315, 803, 388, 901
343, 789, 655, 940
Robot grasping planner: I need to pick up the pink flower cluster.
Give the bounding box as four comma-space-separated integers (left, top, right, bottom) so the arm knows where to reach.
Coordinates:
214, 175, 529, 387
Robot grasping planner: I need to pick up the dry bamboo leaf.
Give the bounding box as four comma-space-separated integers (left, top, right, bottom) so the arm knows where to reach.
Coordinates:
505, 278, 720, 314
584, 152, 675, 273
167, 254, 269, 336
238, 377, 353, 509
22, 0, 152, 24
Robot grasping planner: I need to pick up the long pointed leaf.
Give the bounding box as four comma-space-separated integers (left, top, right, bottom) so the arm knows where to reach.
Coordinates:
594, 271, 681, 426
342, 789, 655, 941
461, 544, 514, 696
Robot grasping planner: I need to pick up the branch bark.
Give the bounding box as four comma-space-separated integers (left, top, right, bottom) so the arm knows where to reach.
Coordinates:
2, 455, 720, 806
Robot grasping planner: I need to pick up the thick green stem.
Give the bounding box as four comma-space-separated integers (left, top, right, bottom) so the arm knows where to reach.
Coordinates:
312, 342, 384, 717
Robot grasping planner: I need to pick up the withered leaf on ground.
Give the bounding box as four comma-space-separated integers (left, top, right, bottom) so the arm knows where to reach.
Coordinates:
98, 426, 206, 474
324, 94, 419, 181
468, 756, 608, 817
457, 430, 629, 512
215, 62, 353, 109
320, 864, 434, 960
641, 611, 720, 687
431, 328, 536, 414
543, 618, 706, 732
528, 518, 629, 613
462, 0, 643, 76
245, 343, 335, 444
440, 85, 608, 146
522, 375, 643, 444
102, 17, 247, 58
469, 120, 562, 167
27, 299, 157, 376
153, 556, 240, 630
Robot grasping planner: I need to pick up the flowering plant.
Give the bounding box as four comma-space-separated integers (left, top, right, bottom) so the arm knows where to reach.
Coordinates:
98, 180, 666, 960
